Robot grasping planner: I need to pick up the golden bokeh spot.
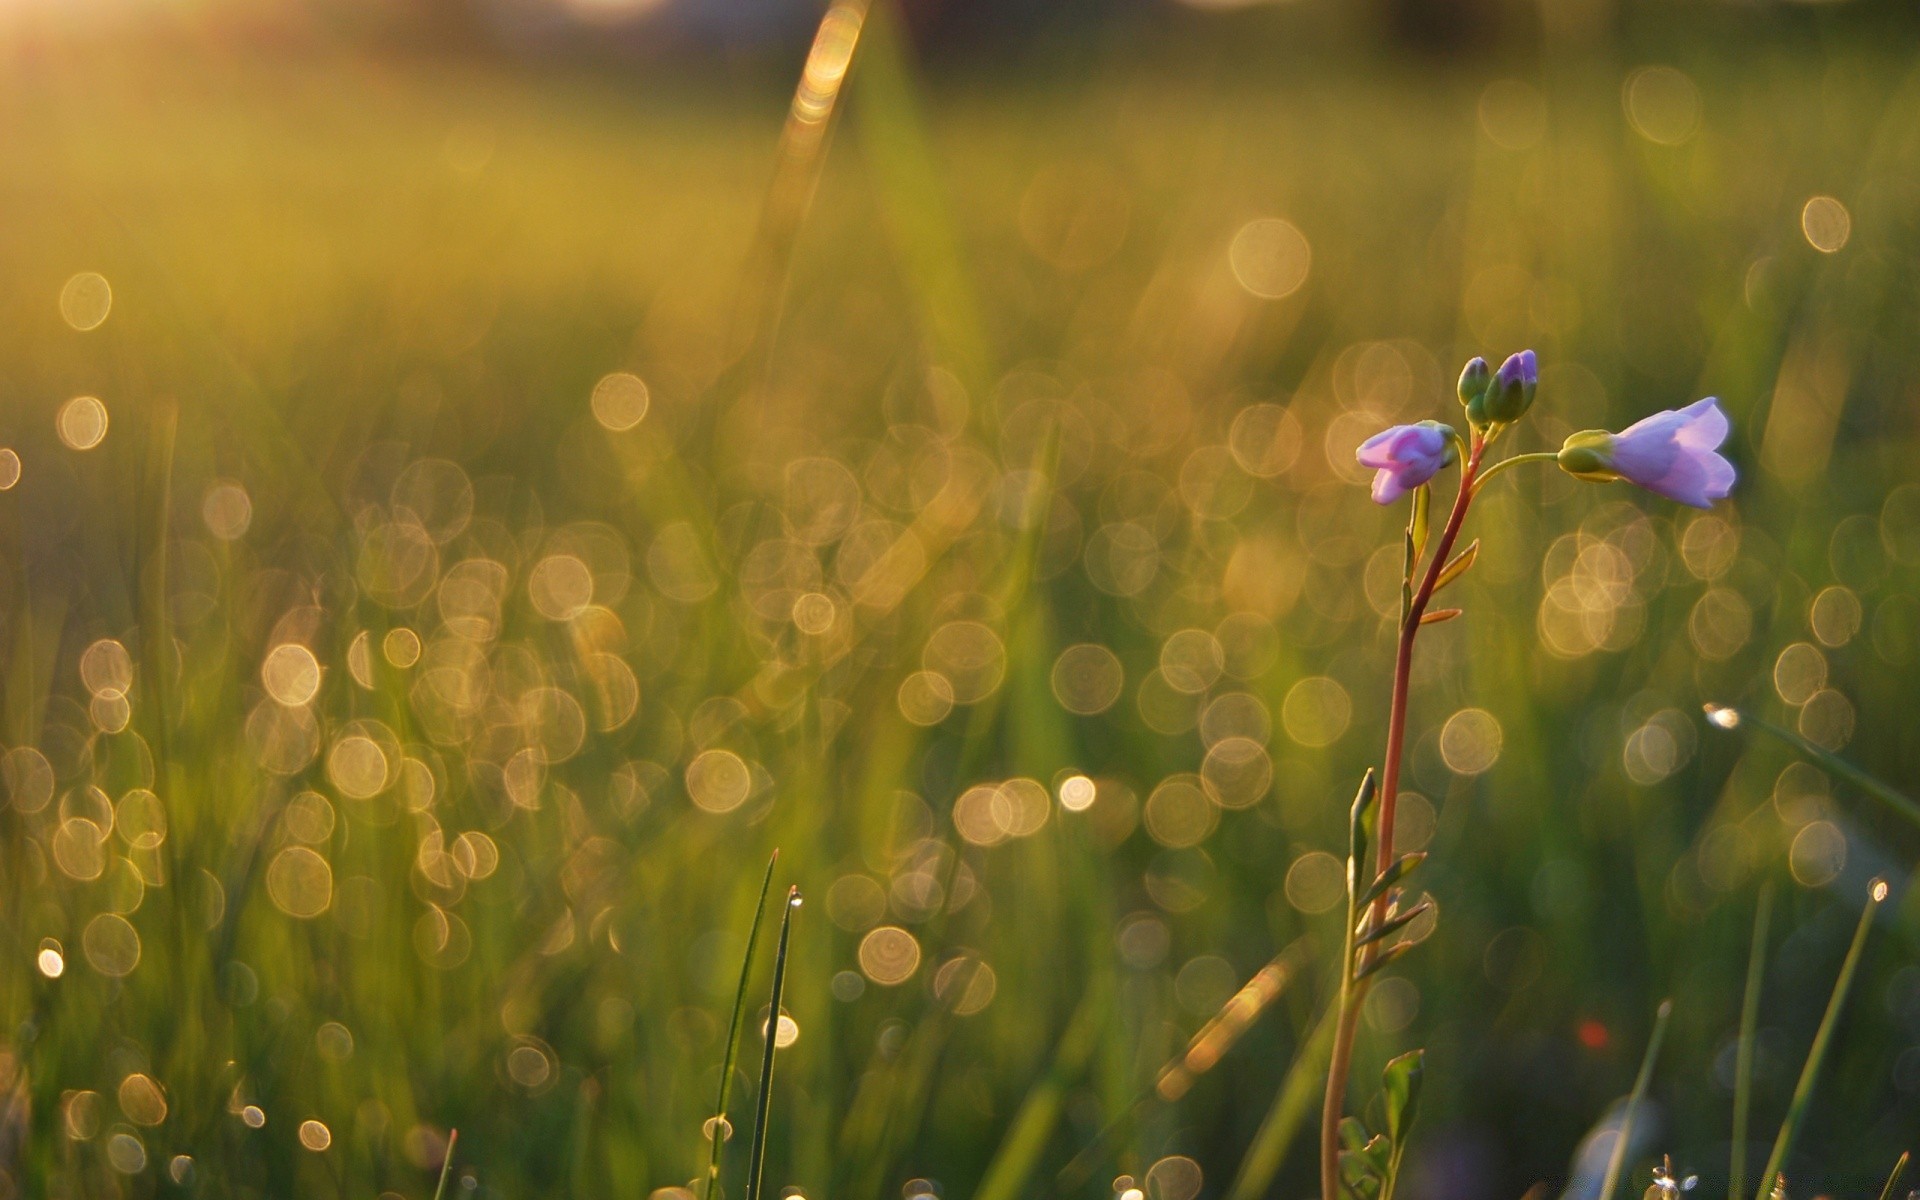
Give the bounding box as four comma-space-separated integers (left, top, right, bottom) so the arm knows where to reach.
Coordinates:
262, 643, 323, 707
60, 272, 113, 330
80, 638, 134, 698
384, 627, 423, 668
82, 912, 142, 976
201, 482, 253, 541
0, 447, 19, 490
118, 1074, 168, 1127
1623, 65, 1700, 145
1143, 776, 1217, 849
328, 735, 391, 799
897, 671, 955, 726
858, 926, 921, 986
685, 748, 752, 813
591, 372, 651, 431
933, 955, 997, 1015
58, 396, 109, 451
1440, 708, 1503, 775
530, 554, 595, 620
1145, 1155, 1204, 1200
266, 846, 334, 918
1281, 676, 1351, 748
1801, 196, 1851, 254
1229, 218, 1311, 300
298, 1120, 332, 1152
1284, 851, 1344, 914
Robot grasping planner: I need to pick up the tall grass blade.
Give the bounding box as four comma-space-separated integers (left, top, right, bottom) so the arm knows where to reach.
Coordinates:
1875, 1151, 1909, 1200
1225, 1004, 1338, 1200
1704, 705, 1920, 830
431, 1129, 460, 1200
1599, 999, 1671, 1200
743, 886, 802, 1200
1753, 879, 1888, 1200
1730, 883, 1774, 1200
706, 851, 782, 1200
975, 990, 1102, 1200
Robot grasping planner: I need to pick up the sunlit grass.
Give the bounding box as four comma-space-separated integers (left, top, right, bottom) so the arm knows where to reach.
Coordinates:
0, 11, 1918, 1200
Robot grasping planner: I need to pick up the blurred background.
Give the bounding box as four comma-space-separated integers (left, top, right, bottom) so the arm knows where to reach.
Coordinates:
2, 1, 1920, 1198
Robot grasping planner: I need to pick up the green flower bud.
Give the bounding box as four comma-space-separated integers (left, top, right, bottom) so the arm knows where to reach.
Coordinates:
1457, 357, 1491, 412
1472, 350, 1537, 427
1556, 430, 1619, 481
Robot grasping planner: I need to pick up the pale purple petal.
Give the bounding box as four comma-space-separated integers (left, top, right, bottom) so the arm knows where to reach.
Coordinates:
1608, 398, 1735, 508
1355, 423, 1449, 505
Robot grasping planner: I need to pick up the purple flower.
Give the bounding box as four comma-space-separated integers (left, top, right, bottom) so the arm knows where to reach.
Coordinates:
1556, 397, 1735, 509
1357, 421, 1454, 505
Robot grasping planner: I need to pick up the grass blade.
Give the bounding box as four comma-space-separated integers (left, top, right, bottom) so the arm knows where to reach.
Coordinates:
1730, 884, 1774, 1200
1600, 999, 1672, 1200
743, 886, 802, 1200
1754, 879, 1889, 1200
1704, 705, 1920, 830
705, 851, 782, 1200
1224, 1003, 1339, 1200
431, 1129, 460, 1200
976, 990, 1102, 1200
1876, 1151, 1909, 1200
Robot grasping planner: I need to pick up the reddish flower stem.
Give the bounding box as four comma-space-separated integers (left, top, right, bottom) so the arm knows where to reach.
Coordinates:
1319, 436, 1484, 1200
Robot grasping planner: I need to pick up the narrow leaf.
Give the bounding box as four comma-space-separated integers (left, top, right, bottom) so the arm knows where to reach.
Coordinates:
1418, 608, 1462, 626
1754, 880, 1888, 1200
431, 1129, 460, 1200
1432, 539, 1480, 593
743, 886, 802, 1200
1380, 1050, 1424, 1145
706, 851, 781, 1200
1379, 1050, 1425, 1200
1600, 999, 1672, 1200
1354, 940, 1415, 982
1356, 901, 1431, 950
1730, 883, 1773, 1200
1875, 1151, 1909, 1200
1347, 770, 1378, 907
1359, 853, 1426, 910
1223, 1005, 1338, 1200
1409, 485, 1431, 568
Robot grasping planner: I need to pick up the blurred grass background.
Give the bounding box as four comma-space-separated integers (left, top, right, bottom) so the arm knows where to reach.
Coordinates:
3, 2, 1920, 1198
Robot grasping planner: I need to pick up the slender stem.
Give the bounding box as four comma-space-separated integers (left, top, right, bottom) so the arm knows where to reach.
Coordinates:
743, 887, 802, 1200
1730, 883, 1774, 1200
1704, 705, 1920, 831
1754, 879, 1887, 1200
1375, 438, 1483, 901
1319, 438, 1484, 1200
431, 1129, 460, 1200
707, 852, 782, 1199
1600, 1000, 1673, 1200
1469, 450, 1557, 495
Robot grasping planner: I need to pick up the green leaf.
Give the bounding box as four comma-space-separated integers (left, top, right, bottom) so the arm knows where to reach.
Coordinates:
1356, 900, 1432, 949
1432, 539, 1479, 593
1380, 1051, 1424, 1146
1378, 1050, 1426, 1200
1346, 770, 1378, 907
1359, 852, 1426, 909
1354, 939, 1416, 982
1409, 485, 1431, 568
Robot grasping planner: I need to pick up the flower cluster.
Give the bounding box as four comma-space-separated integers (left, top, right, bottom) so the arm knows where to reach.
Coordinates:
1321, 349, 1735, 1200
1355, 349, 1735, 510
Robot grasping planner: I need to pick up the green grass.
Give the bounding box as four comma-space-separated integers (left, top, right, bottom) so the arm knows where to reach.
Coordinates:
1, 10, 1919, 1200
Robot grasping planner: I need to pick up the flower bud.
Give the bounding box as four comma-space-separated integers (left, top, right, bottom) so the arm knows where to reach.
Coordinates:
1555, 430, 1618, 481
1469, 350, 1537, 427
1456, 357, 1491, 412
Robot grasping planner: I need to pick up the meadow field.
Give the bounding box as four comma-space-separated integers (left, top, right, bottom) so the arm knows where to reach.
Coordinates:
3, 6, 1920, 1198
